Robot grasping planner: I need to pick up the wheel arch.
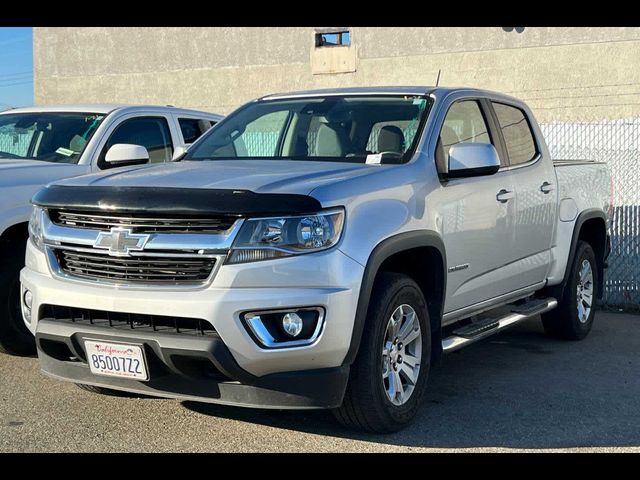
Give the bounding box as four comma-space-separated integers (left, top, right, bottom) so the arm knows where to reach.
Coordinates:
0, 221, 29, 249
342, 230, 447, 367
551, 209, 609, 301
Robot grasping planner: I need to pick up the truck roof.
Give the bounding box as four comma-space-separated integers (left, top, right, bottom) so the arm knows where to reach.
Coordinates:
261, 86, 522, 103
0, 104, 223, 120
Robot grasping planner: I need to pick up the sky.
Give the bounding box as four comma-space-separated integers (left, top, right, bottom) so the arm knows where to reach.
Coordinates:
0, 27, 33, 110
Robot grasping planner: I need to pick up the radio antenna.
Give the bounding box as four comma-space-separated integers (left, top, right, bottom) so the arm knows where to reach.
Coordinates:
435, 69, 441, 87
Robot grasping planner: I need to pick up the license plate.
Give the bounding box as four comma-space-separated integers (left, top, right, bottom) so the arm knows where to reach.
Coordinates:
85, 340, 148, 381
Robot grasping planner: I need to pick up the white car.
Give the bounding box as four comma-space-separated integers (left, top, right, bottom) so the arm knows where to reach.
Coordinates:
0, 104, 222, 355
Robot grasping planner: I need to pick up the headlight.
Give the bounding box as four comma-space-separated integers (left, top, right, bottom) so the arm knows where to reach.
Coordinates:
227, 208, 344, 264
28, 206, 44, 251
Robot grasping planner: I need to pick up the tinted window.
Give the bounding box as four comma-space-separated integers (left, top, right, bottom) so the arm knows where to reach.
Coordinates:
179, 118, 213, 144
0, 112, 104, 164
436, 100, 492, 173
492, 102, 537, 165
103, 117, 173, 166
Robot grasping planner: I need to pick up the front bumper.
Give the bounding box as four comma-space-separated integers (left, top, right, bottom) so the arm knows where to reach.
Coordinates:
21, 240, 364, 409
36, 320, 348, 409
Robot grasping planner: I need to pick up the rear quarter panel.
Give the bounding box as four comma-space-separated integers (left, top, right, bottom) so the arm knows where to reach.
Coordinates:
546, 161, 611, 285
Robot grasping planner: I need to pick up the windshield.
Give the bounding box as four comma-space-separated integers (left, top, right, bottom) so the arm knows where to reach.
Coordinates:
0, 112, 106, 164
185, 95, 431, 164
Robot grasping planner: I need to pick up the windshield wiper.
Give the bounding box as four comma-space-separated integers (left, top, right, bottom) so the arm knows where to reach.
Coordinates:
0, 151, 26, 160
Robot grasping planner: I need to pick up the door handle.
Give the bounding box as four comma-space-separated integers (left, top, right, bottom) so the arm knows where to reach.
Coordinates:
496, 189, 514, 203
540, 181, 555, 194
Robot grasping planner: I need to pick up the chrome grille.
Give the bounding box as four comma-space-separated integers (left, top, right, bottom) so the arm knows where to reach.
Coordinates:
50, 210, 238, 234
54, 248, 216, 284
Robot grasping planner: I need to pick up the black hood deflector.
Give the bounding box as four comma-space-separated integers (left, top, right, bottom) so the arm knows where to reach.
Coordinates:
32, 185, 323, 217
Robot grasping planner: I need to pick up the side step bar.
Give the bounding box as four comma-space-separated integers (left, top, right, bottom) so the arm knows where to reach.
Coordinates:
442, 297, 557, 353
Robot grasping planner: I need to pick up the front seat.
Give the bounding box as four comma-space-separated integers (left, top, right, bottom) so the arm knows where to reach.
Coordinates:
435, 125, 461, 174
315, 123, 350, 157
377, 125, 405, 155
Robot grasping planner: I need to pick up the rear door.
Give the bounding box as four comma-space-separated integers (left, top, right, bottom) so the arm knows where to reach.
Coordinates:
489, 101, 557, 289
176, 116, 217, 147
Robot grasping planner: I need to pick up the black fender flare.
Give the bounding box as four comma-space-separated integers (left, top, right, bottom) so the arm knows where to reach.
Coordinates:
342, 230, 447, 366
558, 209, 609, 299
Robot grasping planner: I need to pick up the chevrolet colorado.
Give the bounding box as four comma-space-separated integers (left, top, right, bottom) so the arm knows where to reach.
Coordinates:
21, 87, 611, 432
0, 104, 222, 354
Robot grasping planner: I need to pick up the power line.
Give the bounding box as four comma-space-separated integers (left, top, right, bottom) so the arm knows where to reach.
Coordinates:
535, 101, 640, 110
0, 76, 32, 85
0, 80, 33, 88
0, 70, 33, 79
523, 91, 640, 102
0, 74, 32, 83
0, 35, 30, 47
505, 82, 640, 94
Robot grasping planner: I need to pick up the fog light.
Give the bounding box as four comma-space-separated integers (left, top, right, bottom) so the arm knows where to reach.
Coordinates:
242, 307, 324, 348
22, 289, 32, 323
24, 290, 33, 310
282, 312, 303, 337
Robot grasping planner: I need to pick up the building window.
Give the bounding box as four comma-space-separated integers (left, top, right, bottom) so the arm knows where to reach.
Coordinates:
315, 30, 351, 47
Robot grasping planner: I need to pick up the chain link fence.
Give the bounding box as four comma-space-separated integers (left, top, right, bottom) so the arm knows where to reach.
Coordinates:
0, 126, 32, 156
541, 118, 639, 311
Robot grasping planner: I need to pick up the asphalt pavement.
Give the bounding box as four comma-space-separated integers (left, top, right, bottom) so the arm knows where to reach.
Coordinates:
1, 311, 639, 452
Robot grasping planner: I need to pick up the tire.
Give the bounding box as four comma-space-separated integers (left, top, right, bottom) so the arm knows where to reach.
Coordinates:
333, 272, 431, 433
0, 236, 36, 356
542, 240, 598, 340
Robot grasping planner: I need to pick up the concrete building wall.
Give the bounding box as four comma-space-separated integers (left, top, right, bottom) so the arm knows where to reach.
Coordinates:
33, 27, 640, 121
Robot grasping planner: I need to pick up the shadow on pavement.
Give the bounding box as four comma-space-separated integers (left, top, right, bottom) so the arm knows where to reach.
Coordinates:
182, 313, 640, 449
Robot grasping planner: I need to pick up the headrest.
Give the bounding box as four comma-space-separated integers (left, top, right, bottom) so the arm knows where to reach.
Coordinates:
377, 125, 405, 154
315, 123, 347, 157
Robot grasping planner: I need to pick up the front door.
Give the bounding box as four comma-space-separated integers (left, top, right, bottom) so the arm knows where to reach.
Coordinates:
434, 99, 518, 315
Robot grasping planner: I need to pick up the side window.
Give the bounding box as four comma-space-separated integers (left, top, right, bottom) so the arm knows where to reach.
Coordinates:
491, 102, 537, 166
436, 100, 492, 173
102, 117, 173, 166
178, 118, 213, 144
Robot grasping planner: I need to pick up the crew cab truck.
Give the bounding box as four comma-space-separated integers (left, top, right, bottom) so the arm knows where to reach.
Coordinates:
21, 88, 611, 432
0, 104, 222, 355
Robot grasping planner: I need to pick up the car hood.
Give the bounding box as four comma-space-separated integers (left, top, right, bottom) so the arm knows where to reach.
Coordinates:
53, 159, 382, 195
0, 158, 84, 188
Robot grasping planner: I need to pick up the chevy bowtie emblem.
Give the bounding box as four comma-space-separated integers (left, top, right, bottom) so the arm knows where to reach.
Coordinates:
94, 228, 150, 257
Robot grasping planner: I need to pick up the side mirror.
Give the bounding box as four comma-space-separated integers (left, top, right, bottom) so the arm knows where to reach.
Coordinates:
446, 143, 500, 179
172, 145, 189, 161
105, 144, 149, 167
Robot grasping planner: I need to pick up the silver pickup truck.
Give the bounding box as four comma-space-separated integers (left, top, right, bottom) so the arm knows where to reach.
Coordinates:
21, 87, 611, 433
0, 104, 222, 355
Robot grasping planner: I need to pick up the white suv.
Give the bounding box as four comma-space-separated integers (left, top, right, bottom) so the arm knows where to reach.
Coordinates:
0, 104, 222, 355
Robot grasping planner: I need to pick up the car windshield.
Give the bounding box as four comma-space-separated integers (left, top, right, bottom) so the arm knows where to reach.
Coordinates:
185, 95, 431, 164
0, 112, 106, 164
